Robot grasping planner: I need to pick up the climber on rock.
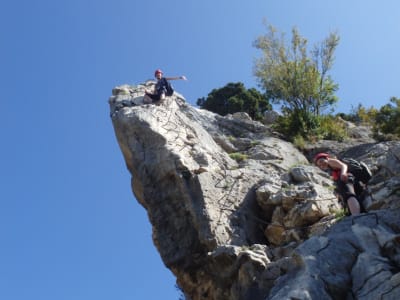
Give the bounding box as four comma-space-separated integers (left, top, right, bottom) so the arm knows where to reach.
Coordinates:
314, 153, 368, 216
143, 69, 187, 104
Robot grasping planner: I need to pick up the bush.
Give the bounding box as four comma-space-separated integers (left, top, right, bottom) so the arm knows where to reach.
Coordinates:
229, 152, 248, 162
317, 115, 348, 141
337, 103, 378, 125
273, 112, 347, 142
293, 135, 306, 149
372, 97, 400, 139
273, 110, 320, 141
196, 82, 272, 121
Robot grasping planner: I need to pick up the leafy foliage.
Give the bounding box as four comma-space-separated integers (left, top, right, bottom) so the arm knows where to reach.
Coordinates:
274, 113, 347, 142
334, 208, 348, 220
338, 99, 400, 141
196, 82, 272, 120
273, 109, 320, 140
253, 23, 340, 139
317, 115, 348, 141
373, 97, 400, 140
229, 152, 248, 162
337, 103, 378, 125
195, 23, 400, 145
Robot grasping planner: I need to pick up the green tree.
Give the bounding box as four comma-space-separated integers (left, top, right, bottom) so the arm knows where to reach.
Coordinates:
196, 82, 271, 120
373, 97, 400, 139
253, 23, 340, 139
338, 103, 378, 125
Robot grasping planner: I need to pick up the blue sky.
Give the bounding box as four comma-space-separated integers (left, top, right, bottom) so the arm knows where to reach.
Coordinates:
1, 1, 399, 299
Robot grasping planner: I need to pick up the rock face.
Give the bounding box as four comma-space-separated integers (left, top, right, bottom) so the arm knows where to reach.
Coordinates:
109, 83, 400, 300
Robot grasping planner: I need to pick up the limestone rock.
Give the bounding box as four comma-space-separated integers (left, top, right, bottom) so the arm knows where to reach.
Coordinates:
262, 110, 280, 125
110, 84, 400, 300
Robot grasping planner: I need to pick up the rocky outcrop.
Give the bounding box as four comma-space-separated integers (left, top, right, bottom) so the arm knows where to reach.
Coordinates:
109, 83, 400, 300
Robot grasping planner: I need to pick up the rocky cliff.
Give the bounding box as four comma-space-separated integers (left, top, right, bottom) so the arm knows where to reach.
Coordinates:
109, 82, 400, 300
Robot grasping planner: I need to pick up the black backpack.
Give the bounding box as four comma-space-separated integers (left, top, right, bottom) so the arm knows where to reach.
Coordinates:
342, 158, 372, 184
158, 78, 174, 96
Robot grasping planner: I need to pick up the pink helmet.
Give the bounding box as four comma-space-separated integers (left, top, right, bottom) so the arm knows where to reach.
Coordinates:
154, 69, 163, 76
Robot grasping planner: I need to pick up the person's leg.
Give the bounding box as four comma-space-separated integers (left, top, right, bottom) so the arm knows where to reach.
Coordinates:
143, 93, 161, 104
337, 179, 361, 215
354, 180, 367, 212
143, 94, 153, 104
347, 196, 360, 215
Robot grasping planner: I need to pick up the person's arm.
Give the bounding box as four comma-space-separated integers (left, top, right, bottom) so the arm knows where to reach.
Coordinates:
164, 75, 187, 81
327, 158, 348, 181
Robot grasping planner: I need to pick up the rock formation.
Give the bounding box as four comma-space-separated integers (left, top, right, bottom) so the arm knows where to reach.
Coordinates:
109, 82, 400, 300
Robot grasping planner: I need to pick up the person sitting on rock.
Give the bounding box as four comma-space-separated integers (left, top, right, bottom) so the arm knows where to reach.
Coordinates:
143, 69, 187, 104
314, 152, 364, 215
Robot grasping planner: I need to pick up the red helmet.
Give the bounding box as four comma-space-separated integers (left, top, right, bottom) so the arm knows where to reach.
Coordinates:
313, 152, 329, 164
154, 69, 163, 76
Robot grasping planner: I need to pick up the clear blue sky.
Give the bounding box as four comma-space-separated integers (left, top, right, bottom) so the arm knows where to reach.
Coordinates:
1, 1, 399, 299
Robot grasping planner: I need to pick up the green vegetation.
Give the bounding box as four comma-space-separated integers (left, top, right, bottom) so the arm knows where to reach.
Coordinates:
229, 152, 248, 162
196, 22, 399, 143
337, 103, 378, 125
292, 134, 306, 149
373, 97, 400, 140
273, 113, 348, 143
253, 23, 340, 140
317, 115, 347, 141
339, 98, 400, 141
196, 82, 272, 121
333, 208, 348, 220
228, 135, 236, 142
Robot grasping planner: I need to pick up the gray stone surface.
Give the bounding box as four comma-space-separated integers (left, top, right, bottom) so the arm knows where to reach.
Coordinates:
110, 83, 400, 300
